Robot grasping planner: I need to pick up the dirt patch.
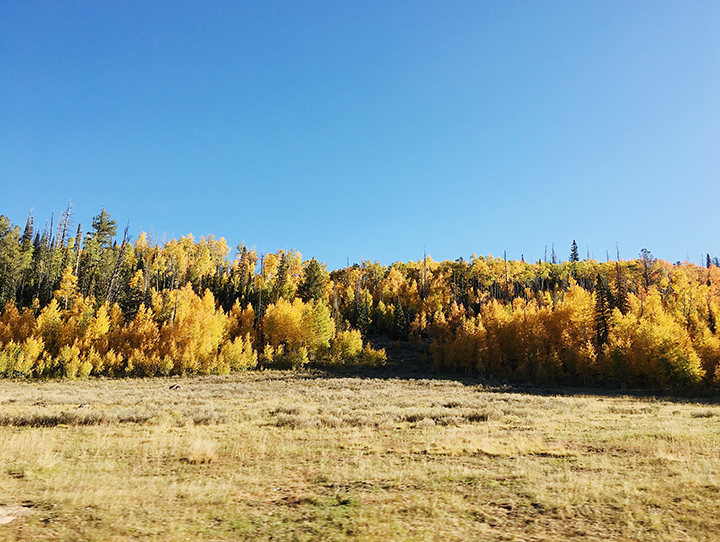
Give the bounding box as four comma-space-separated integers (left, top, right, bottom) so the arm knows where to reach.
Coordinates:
0, 504, 32, 525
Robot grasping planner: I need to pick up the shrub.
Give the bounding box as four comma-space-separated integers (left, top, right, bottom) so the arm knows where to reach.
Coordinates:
359, 345, 387, 367
329, 329, 363, 364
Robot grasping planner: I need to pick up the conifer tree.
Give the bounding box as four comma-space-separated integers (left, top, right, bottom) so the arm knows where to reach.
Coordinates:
298, 258, 328, 304
570, 240, 579, 263
355, 288, 373, 337
0, 217, 22, 306
391, 298, 407, 340
613, 262, 629, 315
594, 273, 610, 348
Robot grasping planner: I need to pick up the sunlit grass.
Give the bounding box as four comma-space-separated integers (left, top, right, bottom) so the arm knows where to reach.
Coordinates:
0, 372, 718, 540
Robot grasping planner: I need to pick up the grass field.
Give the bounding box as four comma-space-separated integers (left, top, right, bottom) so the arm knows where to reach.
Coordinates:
0, 370, 718, 541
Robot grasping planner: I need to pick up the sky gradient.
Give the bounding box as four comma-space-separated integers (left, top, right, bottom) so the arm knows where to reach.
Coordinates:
2, 1, 719, 269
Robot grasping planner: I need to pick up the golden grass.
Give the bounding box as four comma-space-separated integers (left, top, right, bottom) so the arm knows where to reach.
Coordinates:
0, 372, 718, 541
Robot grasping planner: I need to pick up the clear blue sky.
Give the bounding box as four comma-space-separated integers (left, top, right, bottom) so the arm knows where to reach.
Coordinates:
2, 1, 718, 269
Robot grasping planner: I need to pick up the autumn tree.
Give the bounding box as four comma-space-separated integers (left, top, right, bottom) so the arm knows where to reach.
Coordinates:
639, 248, 657, 289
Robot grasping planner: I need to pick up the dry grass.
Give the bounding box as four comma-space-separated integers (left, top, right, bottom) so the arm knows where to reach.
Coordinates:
0, 372, 718, 541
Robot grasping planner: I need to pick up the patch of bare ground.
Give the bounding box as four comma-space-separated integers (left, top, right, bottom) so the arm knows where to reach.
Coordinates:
0, 371, 718, 540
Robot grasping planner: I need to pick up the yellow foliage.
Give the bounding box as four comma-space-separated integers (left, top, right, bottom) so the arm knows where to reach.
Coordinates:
54, 266, 79, 309
119, 304, 160, 359
159, 285, 226, 375
227, 301, 256, 343
0, 301, 36, 344
606, 289, 705, 388
263, 298, 334, 360
36, 299, 63, 355
219, 334, 257, 372
263, 298, 305, 350
360, 344, 387, 367
57, 344, 84, 379
330, 329, 364, 364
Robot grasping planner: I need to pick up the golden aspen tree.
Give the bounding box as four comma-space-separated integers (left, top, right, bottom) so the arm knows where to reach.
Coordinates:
478, 299, 512, 378
219, 334, 257, 373
86, 303, 111, 352
55, 295, 94, 353
633, 288, 704, 388
546, 279, 595, 381
226, 300, 244, 339
119, 304, 160, 362
692, 327, 720, 386
57, 343, 85, 379
0, 301, 37, 344
382, 267, 405, 301
263, 298, 305, 351
35, 298, 63, 356
54, 266, 79, 310
159, 285, 226, 375
14, 337, 44, 376
302, 300, 335, 359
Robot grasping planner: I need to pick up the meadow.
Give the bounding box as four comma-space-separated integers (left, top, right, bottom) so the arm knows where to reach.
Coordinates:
0, 370, 718, 541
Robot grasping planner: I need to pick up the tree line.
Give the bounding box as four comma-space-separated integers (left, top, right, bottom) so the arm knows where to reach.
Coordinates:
0, 208, 718, 390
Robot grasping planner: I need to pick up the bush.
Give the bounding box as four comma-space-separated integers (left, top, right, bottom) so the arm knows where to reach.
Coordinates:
359, 345, 387, 367
329, 329, 364, 364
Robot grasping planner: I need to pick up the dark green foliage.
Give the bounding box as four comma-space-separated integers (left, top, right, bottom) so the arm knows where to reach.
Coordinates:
0, 216, 22, 306
391, 298, 407, 340
355, 289, 372, 337
78, 208, 120, 302
298, 258, 328, 304
272, 252, 295, 302
570, 240, 579, 263
613, 263, 629, 315
595, 273, 610, 348
709, 304, 716, 334
88, 208, 117, 248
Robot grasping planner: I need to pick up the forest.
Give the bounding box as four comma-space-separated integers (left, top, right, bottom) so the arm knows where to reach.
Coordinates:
0, 206, 718, 391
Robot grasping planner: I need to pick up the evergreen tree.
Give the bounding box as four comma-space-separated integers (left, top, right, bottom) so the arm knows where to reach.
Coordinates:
78, 208, 118, 301
0, 216, 22, 306
272, 252, 294, 302
88, 208, 116, 248
570, 240, 579, 263
594, 273, 610, 348
708, 303, 716, 334
613, 262, 629, 315
298, 258, 328, 304
391, 298, 407, 340
355, 288, 372, 337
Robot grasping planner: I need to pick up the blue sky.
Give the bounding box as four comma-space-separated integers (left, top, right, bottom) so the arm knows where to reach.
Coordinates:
2, 1, 718, 269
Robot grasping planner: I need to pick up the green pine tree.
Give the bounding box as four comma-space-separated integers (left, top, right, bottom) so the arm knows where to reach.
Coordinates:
298, 258, 328, 304
595, 273, 610, 348
570, 240, 579, 263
